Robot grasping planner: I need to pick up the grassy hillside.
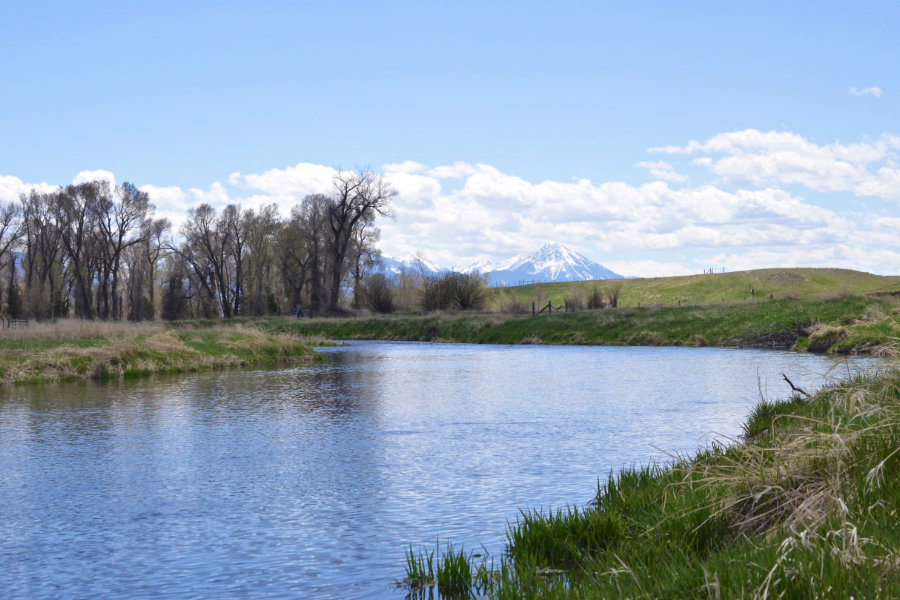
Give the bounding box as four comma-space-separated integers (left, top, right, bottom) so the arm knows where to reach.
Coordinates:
489, 268, 900, 310
402, 368, 900, 598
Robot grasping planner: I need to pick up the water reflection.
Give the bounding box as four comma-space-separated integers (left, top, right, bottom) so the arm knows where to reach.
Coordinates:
0, 342, 878, 599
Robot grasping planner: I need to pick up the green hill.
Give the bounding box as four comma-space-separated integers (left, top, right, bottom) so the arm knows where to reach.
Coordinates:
490, 268, 900, 310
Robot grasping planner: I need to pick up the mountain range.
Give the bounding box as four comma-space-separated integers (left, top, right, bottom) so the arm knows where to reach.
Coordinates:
376, 242, 622, 285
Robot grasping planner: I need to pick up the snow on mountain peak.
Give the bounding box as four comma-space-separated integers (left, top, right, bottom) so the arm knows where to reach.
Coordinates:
378, 242, 621, 284
399, 254, 440, 273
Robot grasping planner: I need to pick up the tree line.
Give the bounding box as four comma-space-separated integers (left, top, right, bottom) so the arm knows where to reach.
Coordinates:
0, 170, 398, 321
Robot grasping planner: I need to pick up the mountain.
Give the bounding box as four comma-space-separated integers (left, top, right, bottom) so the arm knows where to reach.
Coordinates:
461, 256, 495, 274
484, 243, 622, 285
375, 254, 441, 276
377, 243, 621, 285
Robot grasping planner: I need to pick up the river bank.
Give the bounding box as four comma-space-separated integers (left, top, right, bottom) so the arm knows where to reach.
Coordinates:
2, 294, 895, 386
265, 294, 899, 356
0, 320, 324, 385
402, 365, 900, 598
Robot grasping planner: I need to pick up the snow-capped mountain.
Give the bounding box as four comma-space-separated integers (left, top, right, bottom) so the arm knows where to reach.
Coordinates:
375, 254, 441, 276
461, 256, 495, 274
377, 243, 621, 285
485, 243, 621, 285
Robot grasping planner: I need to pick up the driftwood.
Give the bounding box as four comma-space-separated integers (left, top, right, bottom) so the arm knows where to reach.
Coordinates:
782, 373, 811, 398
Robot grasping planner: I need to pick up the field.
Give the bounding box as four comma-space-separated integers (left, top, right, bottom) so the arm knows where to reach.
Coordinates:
488, 267, 900, 310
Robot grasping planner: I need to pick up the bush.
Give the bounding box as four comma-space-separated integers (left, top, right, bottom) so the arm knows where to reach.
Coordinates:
565, 287, 587, 311
361, 273, 395, 313
422, 272, 486, 311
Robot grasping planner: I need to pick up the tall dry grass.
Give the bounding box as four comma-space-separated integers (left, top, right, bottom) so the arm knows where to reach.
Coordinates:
0, 318, 164, 341
0, 319, 322, 384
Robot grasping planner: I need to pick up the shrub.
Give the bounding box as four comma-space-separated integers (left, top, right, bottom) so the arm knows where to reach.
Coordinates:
565, 286, 587, 311
422, 272, 486, 311
361, 273, 395, 313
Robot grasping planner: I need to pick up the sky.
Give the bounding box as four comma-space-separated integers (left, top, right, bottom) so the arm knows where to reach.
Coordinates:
1, 1, 898, 277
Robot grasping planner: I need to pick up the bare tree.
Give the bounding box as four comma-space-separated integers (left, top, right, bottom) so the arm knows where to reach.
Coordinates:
173, 203, 231, 318
325, 170, 395, 312
55, 183, 101, 318
20, 190, 65, 318
278, 205, 312, 314
298, 194, 331, 314
244, 204, 280, 315
142, 216, 171, 319
91, 182, 150, 319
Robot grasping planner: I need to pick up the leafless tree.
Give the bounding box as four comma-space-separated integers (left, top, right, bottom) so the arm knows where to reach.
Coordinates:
325, 170, 395, 312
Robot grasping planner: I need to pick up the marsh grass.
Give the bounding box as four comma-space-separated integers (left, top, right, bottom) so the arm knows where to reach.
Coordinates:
400, 366, 900, 598
0, 319, 322, 384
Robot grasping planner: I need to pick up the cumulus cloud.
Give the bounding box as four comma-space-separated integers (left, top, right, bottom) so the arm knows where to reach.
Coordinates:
651, 129, 900, 199
7, 125, 899, 277
203, 154, 890, 275
849, 86, 883, 98
637, 161, 689, 183
0, 174, 56, 202
73, 169, 116, 186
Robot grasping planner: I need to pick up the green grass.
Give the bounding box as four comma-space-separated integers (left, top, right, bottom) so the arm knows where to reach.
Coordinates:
490, 267, 900, 310
0, 320, 324, 385
402, 368, 900, 598
265, 294, 900, 355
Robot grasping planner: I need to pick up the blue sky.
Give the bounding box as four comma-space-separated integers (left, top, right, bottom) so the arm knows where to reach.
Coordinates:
1, 1, 898, 276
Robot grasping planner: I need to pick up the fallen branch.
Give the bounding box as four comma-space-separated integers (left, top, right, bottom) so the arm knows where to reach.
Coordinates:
782, 373, 811, 397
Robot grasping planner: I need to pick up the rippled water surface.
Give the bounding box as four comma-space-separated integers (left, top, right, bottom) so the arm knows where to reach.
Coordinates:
0, 342, 878, 598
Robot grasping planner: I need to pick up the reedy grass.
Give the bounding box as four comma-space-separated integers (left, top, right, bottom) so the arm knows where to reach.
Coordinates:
401, 366, 900, 598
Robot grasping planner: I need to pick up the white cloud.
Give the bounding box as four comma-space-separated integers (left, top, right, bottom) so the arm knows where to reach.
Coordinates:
238, 162, 337, 197
637, 161, 688, 184
73, 169, 116, 186
652, 129, 900, 199
849, 86, 883, 98
7, 127, 900, 277
0, 174, 56, 202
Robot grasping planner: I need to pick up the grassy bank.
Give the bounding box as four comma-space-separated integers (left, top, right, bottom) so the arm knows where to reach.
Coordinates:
265, 294, 900, 355
0, 319, 324, 385
402, 367, 900, 598
490, 268, 900, 310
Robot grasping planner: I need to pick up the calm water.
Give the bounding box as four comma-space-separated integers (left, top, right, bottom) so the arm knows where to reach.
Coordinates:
0, 342, 877, 599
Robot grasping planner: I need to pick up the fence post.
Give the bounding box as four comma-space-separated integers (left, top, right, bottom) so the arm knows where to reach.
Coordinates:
532, 302, 535, 317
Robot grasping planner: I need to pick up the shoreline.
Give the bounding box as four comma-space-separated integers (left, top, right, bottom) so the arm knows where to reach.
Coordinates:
402, 366, 900, 598
264, 294, 899, 356
0, 321, 325, 386
2, 294, 895, 386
